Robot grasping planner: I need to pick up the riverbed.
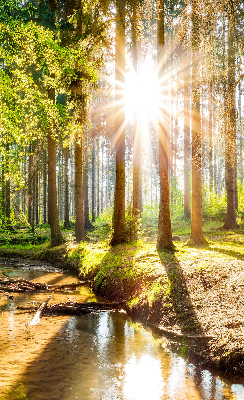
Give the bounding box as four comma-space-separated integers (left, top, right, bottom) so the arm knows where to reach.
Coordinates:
0, 261, 244, 400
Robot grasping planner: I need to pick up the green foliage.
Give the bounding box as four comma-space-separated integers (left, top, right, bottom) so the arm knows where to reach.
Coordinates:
169, 178, 184, 222
124, 205, 142, 242
202, 187, 227, 219
238, 184, 244, 225
141, 203, 158, 236
87, 209, 113, 240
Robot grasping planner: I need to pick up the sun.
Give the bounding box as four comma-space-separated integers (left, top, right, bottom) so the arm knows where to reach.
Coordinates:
125, 59, 159, 125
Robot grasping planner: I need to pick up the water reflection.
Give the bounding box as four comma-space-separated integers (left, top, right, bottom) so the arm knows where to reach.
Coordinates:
124, 354, 165, 399
0, 265, 244, 399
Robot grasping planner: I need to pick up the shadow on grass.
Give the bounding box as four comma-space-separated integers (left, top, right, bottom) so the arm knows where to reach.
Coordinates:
208, 245, 244, 261
157, 249, 209, 340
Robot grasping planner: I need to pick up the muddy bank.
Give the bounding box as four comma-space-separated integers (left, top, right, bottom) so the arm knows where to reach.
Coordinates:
1, 242, 244, 380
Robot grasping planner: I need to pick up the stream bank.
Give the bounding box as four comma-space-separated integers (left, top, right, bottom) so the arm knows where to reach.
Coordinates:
0, 236, 244, 380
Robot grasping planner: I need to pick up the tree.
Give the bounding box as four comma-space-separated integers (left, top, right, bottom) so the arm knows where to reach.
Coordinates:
222, 3, 237, 229
189, 0, 206, 245
111, 0, 126, 245
157, 0, 173, 250
132, 1, 142, 219
47, 85, 64, 246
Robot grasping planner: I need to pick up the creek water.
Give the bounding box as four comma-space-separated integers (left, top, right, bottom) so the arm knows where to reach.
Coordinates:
0, 261, 244, 400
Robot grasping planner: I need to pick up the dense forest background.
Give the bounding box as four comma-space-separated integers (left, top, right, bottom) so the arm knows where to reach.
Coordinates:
0, 0, 243, 247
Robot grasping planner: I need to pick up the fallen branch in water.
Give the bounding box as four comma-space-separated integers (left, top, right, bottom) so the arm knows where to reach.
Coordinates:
29, 295, 52, 325
0, 274, 88, 293
17, 301, 124, 316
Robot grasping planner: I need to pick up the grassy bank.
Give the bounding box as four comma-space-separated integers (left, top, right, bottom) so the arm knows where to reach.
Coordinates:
0, 220, 244, 377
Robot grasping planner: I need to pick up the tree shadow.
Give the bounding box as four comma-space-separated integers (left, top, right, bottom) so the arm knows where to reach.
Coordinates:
208, 245, 244, 261
156, 249, 210, 344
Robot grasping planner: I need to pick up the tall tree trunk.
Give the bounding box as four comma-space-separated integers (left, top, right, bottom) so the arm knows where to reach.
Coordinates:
106, 139, 109, 210
96, 137, 100, 217
63, 146, 70, 228
157, 0, 173, 250
209, 82, 214, 191
239, 82, 243, 186
132, 4, 141, 218
101, 137, 104, 214
28, 144, 33, 227
84, 137, 93, 230
1, 156, 5, 228
47, 87, 63, 246
91, 140, 96, 222
223, 11, 237, 229
111, 0, 126, 245
43, 150, 47, 224
21, 149, 26, 216
75, 132, 85, 241
184, 85, 191, 218
189, 0, 205, 245
35, 162, 39, 226
5, 143, 12, 230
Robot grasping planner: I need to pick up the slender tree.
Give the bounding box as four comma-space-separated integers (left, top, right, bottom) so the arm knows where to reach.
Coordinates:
47, 86, 64, 246
132, 2, 142, 218
111, 0, 126, 245
189, 0, 206, 245
184, 85, 191, 218
63, 146, 70, 228
223, 5, 237, 229
157, 0, 173, 250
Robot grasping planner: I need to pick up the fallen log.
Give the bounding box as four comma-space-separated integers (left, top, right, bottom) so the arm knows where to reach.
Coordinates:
0, 275, 88, 293
17, 301, 124, 316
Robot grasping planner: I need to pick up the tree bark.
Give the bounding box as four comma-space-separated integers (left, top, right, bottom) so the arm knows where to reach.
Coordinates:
43, 150, 47, 224
132, 3, 141, 218
223, 12, 237, 229
209, 82, 214, 192
101, 137, 104, 214
35, 162, 39, 226
47, 87, 63, 246
75, 133, 85, 242
28, 144, 33, 227
189, 0, 206, 245
84, 137, 93, 230
91, 140, 96, 222
96, 137, 100, 217
111, 0, 126, 246
5, 143, 12, 230
63, 146, 70, 228
1, 157, 5, 228
156, 0, 173, 250
106, 139, 109, 210
239, 82, 243, 186
184, 85, 191, 218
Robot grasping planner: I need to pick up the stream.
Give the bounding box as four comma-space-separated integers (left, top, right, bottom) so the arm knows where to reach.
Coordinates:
0, 261, 244, 400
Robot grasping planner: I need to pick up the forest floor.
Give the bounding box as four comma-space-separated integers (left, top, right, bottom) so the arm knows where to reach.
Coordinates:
0, 220, 244, 378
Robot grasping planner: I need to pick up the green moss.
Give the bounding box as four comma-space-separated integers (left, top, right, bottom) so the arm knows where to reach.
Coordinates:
0, 383, 30, 400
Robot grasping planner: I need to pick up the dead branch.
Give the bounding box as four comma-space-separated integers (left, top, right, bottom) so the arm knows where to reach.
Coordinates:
29, 295, 52, 325
17, 301, 123, 316
0, 275, 88, 293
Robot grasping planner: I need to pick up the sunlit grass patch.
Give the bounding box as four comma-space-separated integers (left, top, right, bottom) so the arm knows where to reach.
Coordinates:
0, 383, 29, 400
